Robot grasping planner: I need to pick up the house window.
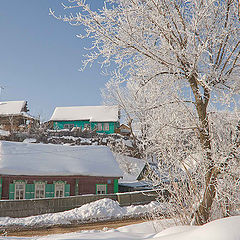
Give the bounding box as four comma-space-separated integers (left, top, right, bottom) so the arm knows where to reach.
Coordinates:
96, 184, 107, 194
64, 124, 74, 130
15, 182, 25, 200
35, 182, 45, 199
55, 182, 65, 198
103, 123, 109, 131
97, 123, 102, 131
84, 123, 90, 130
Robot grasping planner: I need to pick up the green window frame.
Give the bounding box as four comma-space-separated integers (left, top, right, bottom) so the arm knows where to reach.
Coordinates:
96, 184, 107, 194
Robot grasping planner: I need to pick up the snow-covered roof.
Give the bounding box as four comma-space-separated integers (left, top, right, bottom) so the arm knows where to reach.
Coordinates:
50, 105, 119, 122
0, 141, 123, 177
0, 130, 10, 137
114, 154, 146, 182
0, 101, 27, 115
118, 180, 151, 189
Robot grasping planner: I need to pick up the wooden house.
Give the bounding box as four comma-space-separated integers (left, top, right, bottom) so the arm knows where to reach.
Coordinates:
50, 105, 120, 134
0, 101, 38, 132
0, 141, 122, 200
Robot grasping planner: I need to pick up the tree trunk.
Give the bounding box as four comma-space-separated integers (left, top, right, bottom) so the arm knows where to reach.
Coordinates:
189, 75, 217, 225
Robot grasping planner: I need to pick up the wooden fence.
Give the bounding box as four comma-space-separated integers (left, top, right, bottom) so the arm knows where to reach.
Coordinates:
0, 190, 159, 218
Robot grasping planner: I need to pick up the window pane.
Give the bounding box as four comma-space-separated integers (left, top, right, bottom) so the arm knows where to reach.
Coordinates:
20, 191, 24, 199
16, 191, 19, 199
103, 123, 109, 131
84, 123, 90, 130
55, 183, 65, 198
97, 123, 102, 131
35, 183, 45, 198
96, 185, 106, 194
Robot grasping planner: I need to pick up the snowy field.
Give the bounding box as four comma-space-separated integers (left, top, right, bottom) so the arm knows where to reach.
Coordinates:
2, 216, 240, 240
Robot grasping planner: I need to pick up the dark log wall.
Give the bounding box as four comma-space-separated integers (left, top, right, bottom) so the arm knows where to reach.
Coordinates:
1, 175, 117, 200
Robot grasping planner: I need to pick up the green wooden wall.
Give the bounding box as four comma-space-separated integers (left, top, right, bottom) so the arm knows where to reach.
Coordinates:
53, 120, 119, 134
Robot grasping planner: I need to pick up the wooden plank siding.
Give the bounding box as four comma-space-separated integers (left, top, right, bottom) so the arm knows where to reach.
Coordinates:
53, 120, 119, 134
0, 175, 120, 200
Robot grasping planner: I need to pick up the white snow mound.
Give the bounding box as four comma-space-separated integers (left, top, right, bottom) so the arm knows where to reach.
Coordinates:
154, 215, 240, 240
0, 198, 160, 227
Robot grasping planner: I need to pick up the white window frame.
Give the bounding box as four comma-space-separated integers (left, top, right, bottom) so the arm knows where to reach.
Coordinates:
35, 182, 45, 199
55, 182, 65, 198
96, 184, 107, 194
15, 182, 25, 200
103, 123, 109, 131
64, 124, 74, 130
97, 123, 102, 131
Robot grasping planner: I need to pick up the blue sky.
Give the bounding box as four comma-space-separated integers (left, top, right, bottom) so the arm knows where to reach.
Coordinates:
0, 0, 107, 121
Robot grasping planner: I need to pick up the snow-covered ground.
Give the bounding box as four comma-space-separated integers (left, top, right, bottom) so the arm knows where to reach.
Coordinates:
1, 198, 239, 240
0, 199, 161, 228
2, 216, 240, 240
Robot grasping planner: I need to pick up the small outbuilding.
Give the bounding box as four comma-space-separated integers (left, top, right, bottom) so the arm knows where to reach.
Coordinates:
0, 141, 122, 200
0, 101, 38, 132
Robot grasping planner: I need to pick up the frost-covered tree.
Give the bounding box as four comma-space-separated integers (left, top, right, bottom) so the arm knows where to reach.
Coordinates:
51, 0, 240, 225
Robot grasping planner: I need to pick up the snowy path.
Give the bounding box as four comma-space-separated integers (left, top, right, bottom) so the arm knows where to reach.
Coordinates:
1, 221, 158, 240
2, 216, 240, 240
4, 218, 145, 237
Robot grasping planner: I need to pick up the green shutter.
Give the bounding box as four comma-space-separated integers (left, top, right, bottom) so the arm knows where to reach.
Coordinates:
114, 179, 118, 193
9, 183, 15, 200
0, 177, 2, 199
45, 184, 54, 198
25, 184, 35, 199
65, 184, 70, 197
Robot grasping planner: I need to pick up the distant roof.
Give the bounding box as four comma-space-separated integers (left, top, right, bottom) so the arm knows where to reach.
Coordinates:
0, 101, 27, 115
50, 105, 119, 122
0, 141, 122, 177
114, 154, 146, 182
